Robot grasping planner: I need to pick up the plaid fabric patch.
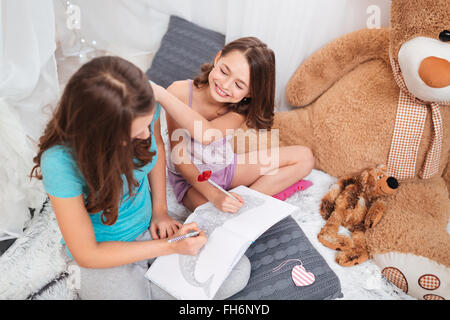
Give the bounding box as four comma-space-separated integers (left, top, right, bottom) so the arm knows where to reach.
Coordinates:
382, 267, 408, 293
423, 294, 445, 300
387, 53, 444, 180
418, 274, 441, 290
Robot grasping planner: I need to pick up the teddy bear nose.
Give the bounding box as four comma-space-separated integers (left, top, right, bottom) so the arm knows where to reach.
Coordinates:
439, 30, 450, 42
418, 56, 450, 88
387, 177, 399, 189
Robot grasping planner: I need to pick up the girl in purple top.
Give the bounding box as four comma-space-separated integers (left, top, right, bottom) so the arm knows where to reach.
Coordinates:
152, 37, 314, 213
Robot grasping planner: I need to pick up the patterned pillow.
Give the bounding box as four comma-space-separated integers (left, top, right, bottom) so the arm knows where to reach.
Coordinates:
146, 15, 225, 88
229, 215, 343, 300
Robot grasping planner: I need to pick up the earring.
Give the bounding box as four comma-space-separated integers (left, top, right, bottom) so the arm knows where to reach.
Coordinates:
241, 97, 251, 104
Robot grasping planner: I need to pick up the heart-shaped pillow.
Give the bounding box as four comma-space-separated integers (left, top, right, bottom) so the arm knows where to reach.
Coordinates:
291, 265, 315, 287
272, 259, 316, 287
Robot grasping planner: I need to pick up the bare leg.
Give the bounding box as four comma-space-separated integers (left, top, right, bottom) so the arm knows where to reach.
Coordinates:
231, 145, 314, 196
183, 145, 313, 211
182, 187, 208, 212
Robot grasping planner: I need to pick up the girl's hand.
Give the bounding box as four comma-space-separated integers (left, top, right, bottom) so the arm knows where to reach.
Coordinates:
150, 214, 183, 240
149, 81, 166, 102
169, 222, 207, 256
210, 190, 244, 213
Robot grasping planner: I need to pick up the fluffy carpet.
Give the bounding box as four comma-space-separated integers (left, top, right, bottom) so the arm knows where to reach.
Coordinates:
0, 169, 413, 300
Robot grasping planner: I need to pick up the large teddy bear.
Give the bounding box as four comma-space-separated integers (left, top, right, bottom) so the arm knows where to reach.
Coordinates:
272, 0, 450, 300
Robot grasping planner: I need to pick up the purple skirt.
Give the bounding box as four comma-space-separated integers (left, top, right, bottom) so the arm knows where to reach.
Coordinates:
167, 153, 238, 204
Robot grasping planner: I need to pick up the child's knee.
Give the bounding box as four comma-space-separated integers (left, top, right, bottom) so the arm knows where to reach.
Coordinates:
295, 146, 314, 172
182, 187, 207, 212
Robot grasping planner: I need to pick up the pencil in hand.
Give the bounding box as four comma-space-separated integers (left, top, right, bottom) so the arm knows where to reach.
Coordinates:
197, 170, 241, 202
168, 230, 201, 243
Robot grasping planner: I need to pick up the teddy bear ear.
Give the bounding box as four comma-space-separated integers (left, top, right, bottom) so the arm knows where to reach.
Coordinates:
376, 164, 387, 170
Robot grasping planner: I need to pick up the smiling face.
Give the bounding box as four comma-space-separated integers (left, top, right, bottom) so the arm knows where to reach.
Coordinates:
192, 36, 275, 129
207, 50, 251, 104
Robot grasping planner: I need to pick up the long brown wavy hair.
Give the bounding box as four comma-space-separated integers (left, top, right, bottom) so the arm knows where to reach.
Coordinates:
193, 37, 276, 130
30, 56, 156, 225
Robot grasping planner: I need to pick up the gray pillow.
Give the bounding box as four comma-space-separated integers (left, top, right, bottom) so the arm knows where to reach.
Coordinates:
146, 15, 225, 88
229, 215, 343, 300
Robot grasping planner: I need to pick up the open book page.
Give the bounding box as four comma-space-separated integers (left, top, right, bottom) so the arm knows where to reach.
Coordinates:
146, 227, 250, 300
145, 186, 299, 299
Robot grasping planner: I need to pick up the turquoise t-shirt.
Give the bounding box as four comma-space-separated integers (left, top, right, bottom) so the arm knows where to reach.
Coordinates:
41, 104, 161, 259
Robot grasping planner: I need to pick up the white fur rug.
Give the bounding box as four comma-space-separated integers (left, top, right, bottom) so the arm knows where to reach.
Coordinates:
0, 169, 413, 300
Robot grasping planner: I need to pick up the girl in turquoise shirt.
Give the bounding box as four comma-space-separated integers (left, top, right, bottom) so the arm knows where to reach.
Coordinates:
30, 56, 250, 299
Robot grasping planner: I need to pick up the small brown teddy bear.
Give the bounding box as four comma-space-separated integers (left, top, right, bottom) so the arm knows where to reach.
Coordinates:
318, 165, 399, 267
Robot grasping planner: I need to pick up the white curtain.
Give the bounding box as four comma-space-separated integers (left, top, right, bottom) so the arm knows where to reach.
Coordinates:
143, 0, 227, 34
0, 0, 59, 140
0, 98, 46, 240
53, 0, 171, 59
0, 0, 56, 240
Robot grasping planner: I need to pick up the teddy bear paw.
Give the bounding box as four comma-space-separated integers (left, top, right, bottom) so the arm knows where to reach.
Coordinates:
336, 249, 369, 267
365, 210, 384, 229
318, 232, 353, 251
